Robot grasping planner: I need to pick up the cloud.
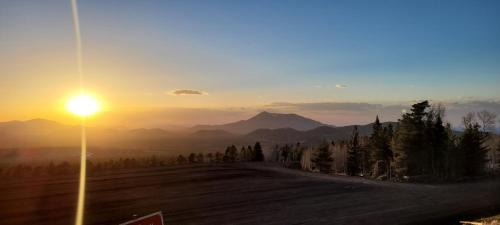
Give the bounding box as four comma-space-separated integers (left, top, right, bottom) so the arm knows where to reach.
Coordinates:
266, 102, 383, 111
335, 84, 348, 89
264, 102, 407, 126
168, 89, 205, 96
96, 100, 500, 128
439, 100, 500, 125
266, 100, 500, 127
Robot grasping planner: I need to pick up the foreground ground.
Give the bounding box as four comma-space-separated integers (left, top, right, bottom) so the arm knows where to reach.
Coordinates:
0, 163, 499, 225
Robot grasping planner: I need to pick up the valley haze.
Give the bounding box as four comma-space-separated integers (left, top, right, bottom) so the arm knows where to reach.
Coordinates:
0, 112, 391, 163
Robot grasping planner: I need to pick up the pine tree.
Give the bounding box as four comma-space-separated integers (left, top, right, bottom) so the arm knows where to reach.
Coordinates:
253, 142, 264, 161
495, 140, 500, 172
293, 142, 303, 162
312, 141, 333, 173
215, 152, 223, 163
372, 116, 382, 138
387, 123, 394, 140
188, 153, 196, 163
429, 114, 447, 177
347, 126, 361, 176
393, 101, 430, 178
459, 119, 489, 176
240, 146, 247, 161
281, 144, 291, 162
176, 155, 187, 164
371, 116, 389, 177
247, 145, 254, 161
372, 126, 394, 178
382, 126, 394, 175
224, 145, 238, 162
444, 123, 462, 179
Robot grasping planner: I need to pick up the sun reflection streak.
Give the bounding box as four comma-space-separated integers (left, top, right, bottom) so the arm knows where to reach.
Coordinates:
70, 1, 87, 225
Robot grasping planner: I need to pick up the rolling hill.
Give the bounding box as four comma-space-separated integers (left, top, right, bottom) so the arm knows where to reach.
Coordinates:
0, 114, 397, 158
245, 122, 396, 144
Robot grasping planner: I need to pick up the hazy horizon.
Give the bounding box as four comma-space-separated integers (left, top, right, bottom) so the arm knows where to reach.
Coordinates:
2, 99, 499, 129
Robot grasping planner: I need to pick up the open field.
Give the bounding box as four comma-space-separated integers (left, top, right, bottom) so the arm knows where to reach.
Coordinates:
1, 163, 499, 225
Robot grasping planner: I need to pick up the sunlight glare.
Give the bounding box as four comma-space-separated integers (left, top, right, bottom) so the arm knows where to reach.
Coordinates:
66, 94, 101, 117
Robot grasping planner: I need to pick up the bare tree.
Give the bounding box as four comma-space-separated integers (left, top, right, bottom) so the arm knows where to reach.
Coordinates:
477, 110, 497, 133
463, 112, 476, 129
430, 103, 446, 118
475, 111, 497, 173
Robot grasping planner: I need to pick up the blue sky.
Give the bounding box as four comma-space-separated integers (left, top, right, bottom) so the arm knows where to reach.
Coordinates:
1, 0, 500, 126
80, 0, 500, 95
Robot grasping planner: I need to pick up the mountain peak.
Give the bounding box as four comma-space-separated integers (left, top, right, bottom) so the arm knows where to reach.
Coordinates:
252, 111, 275, 118
252, 111, 302, 119
193, 111, 327, 134
254, 111, 273, 116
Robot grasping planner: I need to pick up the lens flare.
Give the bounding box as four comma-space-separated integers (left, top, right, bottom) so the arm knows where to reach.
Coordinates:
66, 94, 100, 117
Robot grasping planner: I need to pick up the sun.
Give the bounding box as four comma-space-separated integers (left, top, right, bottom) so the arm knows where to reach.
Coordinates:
66, 94, 101, 117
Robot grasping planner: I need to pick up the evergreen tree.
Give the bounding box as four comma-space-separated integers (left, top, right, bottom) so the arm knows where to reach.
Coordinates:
370, 116, 391, 177
188, 153, 196, 163
443, 123, 462, 179
429, 113, 447, 177
312, 141, 333, 173
292, 142, 303, 162
495, 140, 500, 172
347, 126, 361, 176
253, 142, 264, 161
215, 152, 223, 163
224, 145, 238, 162
459, 118, 489, 176
176, 155, 187, 164
371, 116, 382, 144
386, 123, 394, 140
393, 101, 430, 177
373, 127, 394, 177
247, 145, 254, 161
281, 144, 291, 162
240, 146, 247, 161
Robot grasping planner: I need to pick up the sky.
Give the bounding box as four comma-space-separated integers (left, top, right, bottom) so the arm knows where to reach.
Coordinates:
1, 0, 500, 127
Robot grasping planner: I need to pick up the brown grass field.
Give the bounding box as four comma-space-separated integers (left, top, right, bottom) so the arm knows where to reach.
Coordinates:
1, 163, 499, 225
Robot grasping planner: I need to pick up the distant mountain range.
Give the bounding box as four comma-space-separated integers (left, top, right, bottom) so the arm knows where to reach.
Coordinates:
0, 112, 395, 151
245, 123, 395, 144
192, 111, 328, 134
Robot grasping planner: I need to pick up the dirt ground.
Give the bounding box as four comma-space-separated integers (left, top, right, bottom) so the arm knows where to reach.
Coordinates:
1, 163, 499, 225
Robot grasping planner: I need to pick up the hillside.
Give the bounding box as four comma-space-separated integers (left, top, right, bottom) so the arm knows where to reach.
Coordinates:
246, 122, 397, 144
0, 116, 397, 159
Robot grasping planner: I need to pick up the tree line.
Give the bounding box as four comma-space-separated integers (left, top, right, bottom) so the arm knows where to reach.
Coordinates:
307, 100, 499, 182
0, 142, 265, 179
